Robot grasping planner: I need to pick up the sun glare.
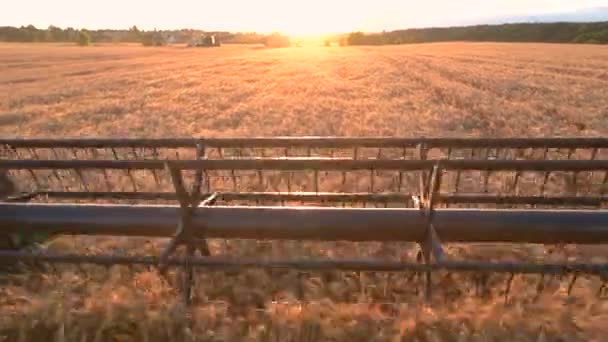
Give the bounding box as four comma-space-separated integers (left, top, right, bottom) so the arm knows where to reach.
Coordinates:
264, 1, 357, 37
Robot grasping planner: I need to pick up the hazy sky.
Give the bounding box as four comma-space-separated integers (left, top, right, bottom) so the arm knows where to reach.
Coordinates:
2, 0, 606, 35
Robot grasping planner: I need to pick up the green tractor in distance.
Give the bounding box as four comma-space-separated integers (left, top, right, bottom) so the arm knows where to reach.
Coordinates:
188, 34, 221, 47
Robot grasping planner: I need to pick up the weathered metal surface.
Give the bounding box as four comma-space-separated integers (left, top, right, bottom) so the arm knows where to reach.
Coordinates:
1, 203, 608, 244
2, 137, 608, 149
1, 250, 607, 275
2, 158, 608, 171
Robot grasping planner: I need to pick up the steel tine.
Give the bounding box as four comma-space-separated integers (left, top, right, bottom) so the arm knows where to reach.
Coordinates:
126, 170, 137, 192
417, 144, 428, 201
572, 171, 580, 196
191, 143, 206, 206
131, 147, 139, 160
257, 149, 265, 191
15, 147, 42, 191
483, 169, 491, 193
598, 279, 608, 298
540, 172, 551, 195
483, 148, 491, 192
370, 169, 375, 192
231, 169, 237, 192
481, 273, 490, 297
567, 273, 578, 296
446, 147, 460, 193
510, 148, 524, 194
567, 148, 576, 160
158, 228, 183, 275
112, 148, 137, 191
504, 273, 515, 304
535, 274, 546, 301
512, 171, 522, 195
376, 148, 382, 176
69, 148, 90, 192
397, 147, 407, 192
150, 148, 161, 186
49, 148, 66, 189
89, 148, 109, 189
24, 168, 41, 192
28, 148, 55, 185
297, 271, 306, 301
542, 147, 550, 160
586, 148, 599, 187
591, 148, 599, 161
167, 166, 190, 210
284, 148, 292, 193
182, 243, 196, 304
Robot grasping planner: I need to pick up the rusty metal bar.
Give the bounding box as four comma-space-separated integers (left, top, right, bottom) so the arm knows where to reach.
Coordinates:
440, 194, 607, 206
3, 137, 608, 149
3, 204, 608, 244
28, 191, 416, 203
0, 250, 606, 275
17, 191, 608, 207
5, 158, 608, 172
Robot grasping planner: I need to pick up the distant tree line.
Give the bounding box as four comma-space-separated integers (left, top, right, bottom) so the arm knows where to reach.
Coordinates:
3, 22, 607, 46
343, 22, 608, 46
0, 25, 268, 45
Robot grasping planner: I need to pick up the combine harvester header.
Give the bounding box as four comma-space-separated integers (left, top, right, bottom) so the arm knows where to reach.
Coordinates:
1, 137, 608, 303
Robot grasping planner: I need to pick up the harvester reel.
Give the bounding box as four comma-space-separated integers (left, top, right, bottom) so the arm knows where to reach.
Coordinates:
1, 137, 608, 304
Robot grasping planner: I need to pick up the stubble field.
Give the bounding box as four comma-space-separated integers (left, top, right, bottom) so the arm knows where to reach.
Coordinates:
1, 42, 608, 341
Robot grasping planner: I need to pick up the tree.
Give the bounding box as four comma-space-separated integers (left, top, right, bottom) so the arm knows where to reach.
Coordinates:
128, 25, 142, 42
141, 30, 167, 46
77, 30, 91, 46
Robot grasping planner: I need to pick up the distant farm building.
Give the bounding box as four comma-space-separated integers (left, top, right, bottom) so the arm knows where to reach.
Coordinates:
188, 34, 221, 47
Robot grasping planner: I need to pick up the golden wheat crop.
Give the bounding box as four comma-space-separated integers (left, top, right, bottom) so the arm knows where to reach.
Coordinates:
1, 42, 608, 341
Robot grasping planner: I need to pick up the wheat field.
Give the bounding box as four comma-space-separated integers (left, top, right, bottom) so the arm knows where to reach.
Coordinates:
1, 42, 608, 341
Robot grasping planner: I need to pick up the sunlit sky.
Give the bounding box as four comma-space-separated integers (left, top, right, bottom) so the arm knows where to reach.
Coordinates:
2, 0, 606, 35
